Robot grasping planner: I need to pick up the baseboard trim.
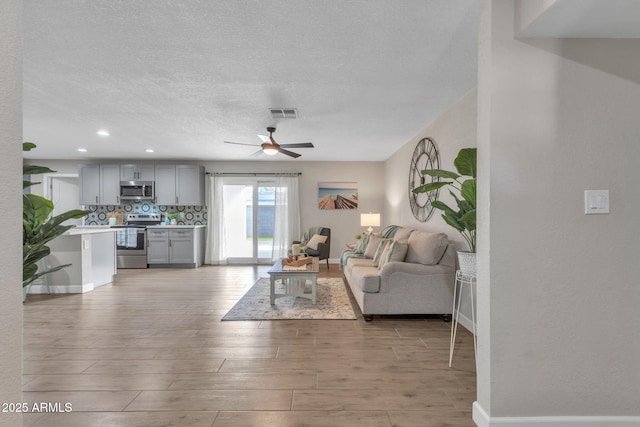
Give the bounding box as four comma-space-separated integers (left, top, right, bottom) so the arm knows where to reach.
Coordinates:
27, 283, 94, 294
473, 402, 640, 426
456, 311, 474, 333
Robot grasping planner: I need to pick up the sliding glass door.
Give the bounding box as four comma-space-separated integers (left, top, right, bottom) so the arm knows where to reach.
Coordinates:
222, 179, 275, 263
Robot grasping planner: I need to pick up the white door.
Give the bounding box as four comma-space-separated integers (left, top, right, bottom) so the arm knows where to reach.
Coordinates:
49, 175, 83, 226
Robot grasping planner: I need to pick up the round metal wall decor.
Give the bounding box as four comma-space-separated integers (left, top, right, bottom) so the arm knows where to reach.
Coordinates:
408, 137, 440, 222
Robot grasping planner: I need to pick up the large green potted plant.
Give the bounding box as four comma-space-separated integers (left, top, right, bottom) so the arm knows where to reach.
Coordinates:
412, 147, 476, 271
23, 142, 90, 299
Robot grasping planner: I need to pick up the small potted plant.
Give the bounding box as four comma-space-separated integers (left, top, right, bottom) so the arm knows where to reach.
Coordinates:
412, 147, 476, 273
166, 212, 179, 225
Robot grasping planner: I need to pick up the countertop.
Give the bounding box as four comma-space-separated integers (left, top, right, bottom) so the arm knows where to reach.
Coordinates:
64, 226, 117, 236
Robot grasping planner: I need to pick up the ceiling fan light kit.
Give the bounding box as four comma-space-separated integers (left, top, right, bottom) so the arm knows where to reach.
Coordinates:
262, 144, 279, 155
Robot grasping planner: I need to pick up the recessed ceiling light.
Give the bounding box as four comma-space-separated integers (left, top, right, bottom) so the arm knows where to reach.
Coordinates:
145, 149, 154, 153
96, 130, 110, 136
77, 148, 87, 152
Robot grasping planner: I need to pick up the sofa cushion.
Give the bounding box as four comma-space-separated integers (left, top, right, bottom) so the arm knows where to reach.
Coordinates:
392, 227, 414, 242
378, 240, 409, 270
350, 265, 382, 293
405, 231, 448, 265
306, 233, 327, 250
363, 234, 384, 258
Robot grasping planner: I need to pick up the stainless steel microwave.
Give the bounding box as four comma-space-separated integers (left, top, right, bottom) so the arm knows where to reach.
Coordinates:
120, 181, 154, 201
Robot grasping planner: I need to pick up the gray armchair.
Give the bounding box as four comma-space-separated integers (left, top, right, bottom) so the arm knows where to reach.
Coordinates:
294, 227, 331, 268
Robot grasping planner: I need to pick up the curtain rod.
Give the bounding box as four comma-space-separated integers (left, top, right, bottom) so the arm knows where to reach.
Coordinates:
206, 172, 301, 176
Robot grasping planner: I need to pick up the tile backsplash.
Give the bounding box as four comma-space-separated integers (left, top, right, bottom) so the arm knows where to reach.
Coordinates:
85, 201, 207, 225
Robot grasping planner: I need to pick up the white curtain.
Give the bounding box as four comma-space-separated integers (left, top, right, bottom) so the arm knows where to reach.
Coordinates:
205, 175, 227, 264
271, 176, 301, 261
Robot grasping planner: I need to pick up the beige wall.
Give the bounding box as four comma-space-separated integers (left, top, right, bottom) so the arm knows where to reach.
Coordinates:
383, 89, 477, 251
476, 0, 640, 419
0, 0, 23, 425
206, 160, 385, 259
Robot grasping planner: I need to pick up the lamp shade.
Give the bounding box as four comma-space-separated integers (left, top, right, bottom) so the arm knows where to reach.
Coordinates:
360, 212, 380, 233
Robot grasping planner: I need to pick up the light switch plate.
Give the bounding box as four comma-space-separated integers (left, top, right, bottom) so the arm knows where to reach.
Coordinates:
584, 190, 609, 214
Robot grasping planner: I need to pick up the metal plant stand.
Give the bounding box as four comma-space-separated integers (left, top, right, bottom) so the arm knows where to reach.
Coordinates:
449, 270, 477, 367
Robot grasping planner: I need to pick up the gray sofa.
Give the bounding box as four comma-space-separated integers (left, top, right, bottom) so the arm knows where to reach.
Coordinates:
341, 226, 455, 321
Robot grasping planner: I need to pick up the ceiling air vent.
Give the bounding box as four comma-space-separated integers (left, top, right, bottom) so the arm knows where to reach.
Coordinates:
269, 108, 298, 119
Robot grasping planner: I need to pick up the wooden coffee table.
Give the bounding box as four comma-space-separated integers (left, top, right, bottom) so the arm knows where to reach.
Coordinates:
268, 257, 320, 305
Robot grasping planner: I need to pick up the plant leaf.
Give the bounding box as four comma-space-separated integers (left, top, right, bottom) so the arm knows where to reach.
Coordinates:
460, 179, 476, 208
460, 209, 476, 230
420, 169, 460, 180
441, 212, 466, 233
24, 165, 56, 175
23, 142, 36, 151
412, 181, 450, 194
454, 148, 477, 177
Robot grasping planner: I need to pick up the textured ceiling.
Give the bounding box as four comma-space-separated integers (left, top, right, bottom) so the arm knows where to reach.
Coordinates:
23, 0, 479, 162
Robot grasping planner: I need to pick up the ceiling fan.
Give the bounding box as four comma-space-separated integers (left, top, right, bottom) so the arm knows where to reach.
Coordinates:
224, 127, 314, 158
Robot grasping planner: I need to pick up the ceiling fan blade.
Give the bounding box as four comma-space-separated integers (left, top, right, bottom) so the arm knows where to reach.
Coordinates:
278, 148, 301, 158
279, 143, 314, 149
250, 149, 264, 158
224, 141, 260, 147
258, 134, 279, 145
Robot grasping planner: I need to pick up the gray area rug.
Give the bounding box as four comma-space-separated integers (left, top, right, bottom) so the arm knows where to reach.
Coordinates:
222, 277, 356, 320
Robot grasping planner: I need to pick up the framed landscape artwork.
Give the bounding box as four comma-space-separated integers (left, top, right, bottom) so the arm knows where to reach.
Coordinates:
318, 182, 358, 210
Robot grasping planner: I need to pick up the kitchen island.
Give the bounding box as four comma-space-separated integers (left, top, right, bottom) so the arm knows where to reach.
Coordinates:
29, 227, 117, 294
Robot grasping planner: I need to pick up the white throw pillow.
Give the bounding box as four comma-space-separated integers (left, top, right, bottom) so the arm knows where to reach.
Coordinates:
306, 234, 328, 250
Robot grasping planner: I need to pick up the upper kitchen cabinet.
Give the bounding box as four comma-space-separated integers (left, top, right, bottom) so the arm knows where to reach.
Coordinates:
176, 165, 205, 206
155, 164, 176, 205
120, 164, 155, 181
155, 164, 205, 206
100, 164, 121, 205
79, 164, 100, 205
79, 164, 120, 205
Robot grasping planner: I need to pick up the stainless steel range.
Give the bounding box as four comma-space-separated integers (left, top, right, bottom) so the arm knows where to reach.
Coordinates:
112, 213, 162, 269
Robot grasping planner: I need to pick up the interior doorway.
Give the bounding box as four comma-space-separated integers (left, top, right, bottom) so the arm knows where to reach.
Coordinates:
43, 174, 82, 226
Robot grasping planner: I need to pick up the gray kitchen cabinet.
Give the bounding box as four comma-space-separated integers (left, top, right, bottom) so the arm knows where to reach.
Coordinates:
146, 229, 170, 264
168, 229, 194, 264
120, 164, 155, 181
100, 164, 121, 205
154, 164, 176, 205
79, 164, 100, 205
147, 226, 205, 268
176, 165, 205, 206
79, 164, 120, 205
155, 164, 204, 206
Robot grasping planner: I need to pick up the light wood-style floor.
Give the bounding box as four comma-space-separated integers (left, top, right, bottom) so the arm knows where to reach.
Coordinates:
22, 265, 477, 427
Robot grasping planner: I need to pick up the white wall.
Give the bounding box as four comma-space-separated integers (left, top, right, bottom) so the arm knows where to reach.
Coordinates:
0, 0, 23, 425
476, 0, 640, 421
28, 159, 386, 261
